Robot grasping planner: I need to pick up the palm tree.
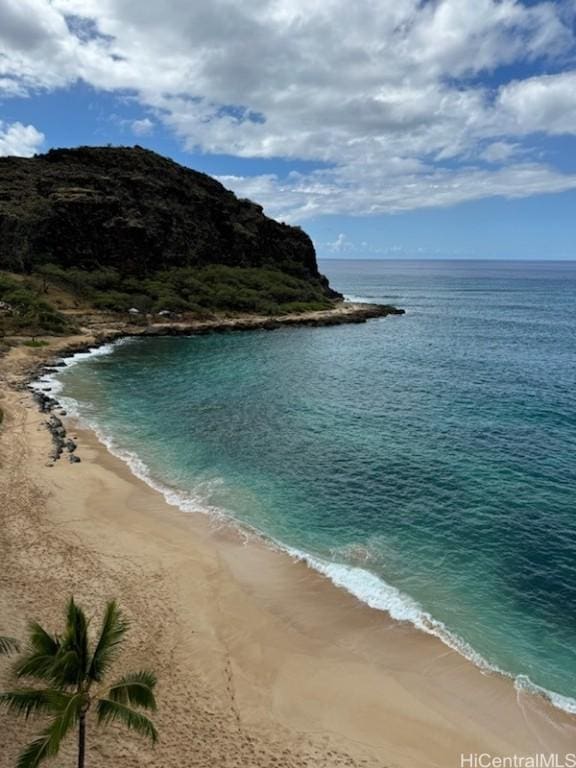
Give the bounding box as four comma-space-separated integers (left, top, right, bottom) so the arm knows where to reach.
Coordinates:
0, 636, 20, 655
0, 598, 157, 768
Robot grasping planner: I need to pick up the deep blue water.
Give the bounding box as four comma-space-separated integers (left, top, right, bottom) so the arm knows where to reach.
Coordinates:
45, 260, 576, 711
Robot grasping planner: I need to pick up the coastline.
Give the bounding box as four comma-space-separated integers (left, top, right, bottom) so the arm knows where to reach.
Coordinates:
1, 301, 403, 388
1, 322, 576, 767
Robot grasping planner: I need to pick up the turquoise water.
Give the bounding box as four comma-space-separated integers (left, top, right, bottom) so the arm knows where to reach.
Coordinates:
45, 260, 576, 711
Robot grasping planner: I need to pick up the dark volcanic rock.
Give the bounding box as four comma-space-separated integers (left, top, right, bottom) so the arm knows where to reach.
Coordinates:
32, 390, 56, 413
0, 145, 338, 297
45, 414, 67, 460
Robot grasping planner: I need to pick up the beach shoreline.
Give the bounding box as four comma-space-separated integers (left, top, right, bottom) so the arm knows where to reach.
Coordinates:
1, 331, 575, 767
1, 301, 403, 390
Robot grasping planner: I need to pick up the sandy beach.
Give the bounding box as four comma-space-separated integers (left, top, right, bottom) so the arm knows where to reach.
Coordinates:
1, 337, 575, 768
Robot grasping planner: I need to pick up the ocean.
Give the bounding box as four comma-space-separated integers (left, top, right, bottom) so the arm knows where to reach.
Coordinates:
38, 259, 576, 713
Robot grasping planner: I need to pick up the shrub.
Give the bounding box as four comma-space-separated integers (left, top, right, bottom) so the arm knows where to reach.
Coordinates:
0, 273, 70, 334
32, 264, 333, 317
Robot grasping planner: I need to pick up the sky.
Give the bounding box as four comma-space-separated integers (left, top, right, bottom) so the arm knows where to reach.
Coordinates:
0, 0, 575, 260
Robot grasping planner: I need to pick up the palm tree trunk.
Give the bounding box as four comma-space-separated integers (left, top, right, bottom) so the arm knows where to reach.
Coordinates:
78, 713, 86, 768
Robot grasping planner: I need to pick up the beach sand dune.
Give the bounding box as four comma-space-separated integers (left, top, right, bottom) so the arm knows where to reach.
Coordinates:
1, 343, 575, 768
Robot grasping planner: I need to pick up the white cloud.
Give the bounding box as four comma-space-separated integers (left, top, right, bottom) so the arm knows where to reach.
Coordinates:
498, 71, 576, 135
325, 233, 353, 254
480, 141, 522, 164
0, 120, 44, 156
131, 117, 154, 136
218, 162, 576, 221
1, 0, 575, 216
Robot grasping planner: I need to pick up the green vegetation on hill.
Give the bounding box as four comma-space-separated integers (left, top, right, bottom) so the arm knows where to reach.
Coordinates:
0, 273, 70, 336
39, 263, 332, 315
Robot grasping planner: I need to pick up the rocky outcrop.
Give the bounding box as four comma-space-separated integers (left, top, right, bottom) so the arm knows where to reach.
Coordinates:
0, 145, 337, 296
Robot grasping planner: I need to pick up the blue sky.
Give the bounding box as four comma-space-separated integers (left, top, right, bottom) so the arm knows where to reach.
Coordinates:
1, 0, 575, 260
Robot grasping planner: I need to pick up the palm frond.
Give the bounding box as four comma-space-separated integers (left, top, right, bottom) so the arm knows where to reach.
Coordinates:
107, 671, 157, 710
28, 623, 59, 657
45, 692, 83, 750
60, 598, 89, 683
16, 732, 51, 768
88, 601, 129, 682
0, 636, 20, 655
14, 623, 61, 682
97, 698, 157, 743
15, 694, 82, 768
14, 653, 59, 683
51, 649, 84, 688
0, 689, 69, 719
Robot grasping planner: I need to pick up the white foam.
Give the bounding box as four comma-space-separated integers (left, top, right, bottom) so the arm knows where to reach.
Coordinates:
515, 676, 576, 715
67, 411, 230, 522
29, 367, 64, 396
282, 548, 576, 716
29, 338, 134, 400
343, 294, 371, 304
284, 548, 495, 667
290, 550, 425, 622
60, 339, 132, 366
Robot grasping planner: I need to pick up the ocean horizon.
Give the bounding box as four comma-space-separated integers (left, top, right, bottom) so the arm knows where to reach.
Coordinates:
35, 258, 576, 715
